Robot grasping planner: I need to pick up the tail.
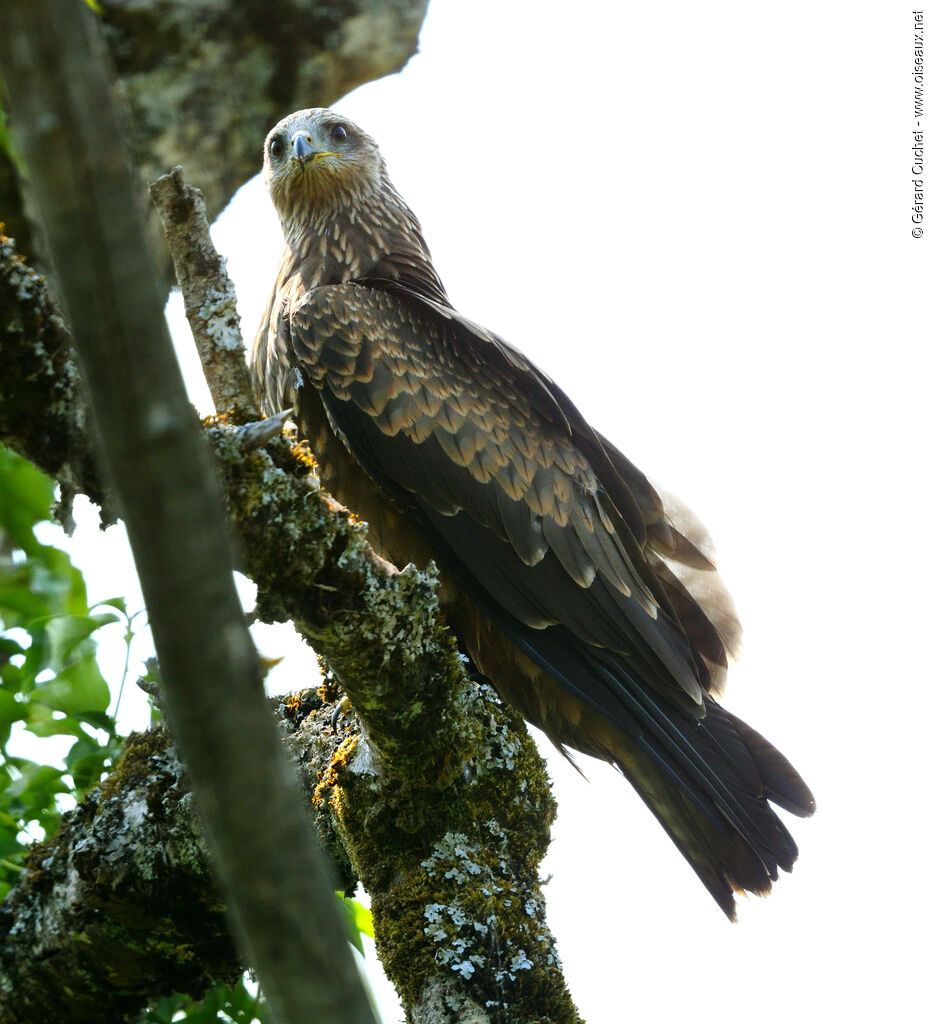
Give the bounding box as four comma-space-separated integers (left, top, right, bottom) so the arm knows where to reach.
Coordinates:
616, 699, 815, 919
498, 618, 815, 918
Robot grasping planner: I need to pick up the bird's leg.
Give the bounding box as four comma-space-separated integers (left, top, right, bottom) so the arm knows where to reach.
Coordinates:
330, 695, 353, 731
234, 407, 293, 452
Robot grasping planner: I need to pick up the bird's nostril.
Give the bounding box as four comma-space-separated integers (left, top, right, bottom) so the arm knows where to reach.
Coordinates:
293, 135, 313, 159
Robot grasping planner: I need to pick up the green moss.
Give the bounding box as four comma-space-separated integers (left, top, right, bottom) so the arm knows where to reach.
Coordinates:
316, 683, 579, 1022
96, 726, 171, 808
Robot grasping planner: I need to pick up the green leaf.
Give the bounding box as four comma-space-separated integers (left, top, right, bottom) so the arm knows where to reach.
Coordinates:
0, 636, 25, 658
0, 662, 24, 699
33, 548, 89, 616
3, 762, 68, 804
79, 710, 118, 733
21, 701, 53, 726
0, 448, 54, 550
66, 746, 111, 791
24, 716, 85, 739
0, 102, 26, 177
91, 596, 128, 615
33, 654, 110, 715
0, 572, 55, 627
336, 891, 374, 955
0, 446, 131, 909
63, 729, 120, 788
41, 613, 119, 673
0, 687, 24, 728
143, 993, 187, 1024
0, 828, 24, 860
142, 979, 267, 1024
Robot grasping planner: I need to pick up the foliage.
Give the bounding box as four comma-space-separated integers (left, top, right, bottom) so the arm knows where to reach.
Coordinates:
146, 977, 268, 1024
0, 443, 376, 1021
0, 91, 24, 176
338, 889, 376, 955
0, 444, 123, 899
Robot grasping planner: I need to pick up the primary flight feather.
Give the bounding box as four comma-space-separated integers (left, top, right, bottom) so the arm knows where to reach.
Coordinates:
251, 108, 815, 919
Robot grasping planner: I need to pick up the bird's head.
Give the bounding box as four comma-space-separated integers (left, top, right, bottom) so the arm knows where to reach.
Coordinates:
263, 108, 385, 231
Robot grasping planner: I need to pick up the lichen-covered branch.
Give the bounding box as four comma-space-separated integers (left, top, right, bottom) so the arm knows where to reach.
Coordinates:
0, 727, 238, 1024
0, 232, 111, 525
0, 688, 381, 1024
0, 135, 583, 1024
0, 4, 376, 1023
0, 417, 582, 1023
0, 236, 584, 1020
210, 422, 582, 1024
149, 168, 258, 420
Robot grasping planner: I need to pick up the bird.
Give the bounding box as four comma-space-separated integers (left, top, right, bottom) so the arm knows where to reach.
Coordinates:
250, 107, 815, 919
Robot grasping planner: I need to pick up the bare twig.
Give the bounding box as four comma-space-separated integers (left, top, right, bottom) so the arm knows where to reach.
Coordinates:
150, 167, 259, 420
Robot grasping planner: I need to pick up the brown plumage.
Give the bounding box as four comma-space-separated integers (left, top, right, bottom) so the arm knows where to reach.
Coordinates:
251, 108, 815, 919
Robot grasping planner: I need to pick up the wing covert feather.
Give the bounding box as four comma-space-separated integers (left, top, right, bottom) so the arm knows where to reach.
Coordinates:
289, 281, 718, 710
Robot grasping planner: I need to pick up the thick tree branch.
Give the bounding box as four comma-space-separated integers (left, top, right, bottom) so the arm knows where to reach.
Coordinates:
210, 425, 579, 1023
154, 162, 582, 1022
0, 233, 111, 525
0, 726, 240, 1023
0, 691, 376, 1024
0, 209, 584, 1021
0, 4, 375, 1024
0, 169, 585, 1024
1, 420, 581, 1023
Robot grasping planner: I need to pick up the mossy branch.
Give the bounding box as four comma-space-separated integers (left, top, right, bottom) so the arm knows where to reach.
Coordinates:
0, 232, 112, 527
0, 727, 239, 1023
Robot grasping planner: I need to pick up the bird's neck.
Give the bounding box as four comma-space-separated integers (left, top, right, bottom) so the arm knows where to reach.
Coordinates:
278, 179, 446, 302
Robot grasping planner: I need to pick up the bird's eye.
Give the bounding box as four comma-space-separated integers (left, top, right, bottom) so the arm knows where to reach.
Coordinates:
330, 124, 348, 144
269, 137, 284, 160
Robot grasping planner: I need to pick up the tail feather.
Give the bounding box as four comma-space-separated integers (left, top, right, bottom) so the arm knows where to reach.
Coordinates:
431, 519, 815, 918
618, 748, 775, 920
610, 696, 808, 919
496, 615, 812, 916
724, 710, 816, 819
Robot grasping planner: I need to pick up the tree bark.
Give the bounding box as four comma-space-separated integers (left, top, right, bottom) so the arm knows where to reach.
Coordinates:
0, 0, 429, 276
146, 164, 581, 1019
0, 233, 111, 528
0, 4, 376, 1024
0, 725, 239, 1023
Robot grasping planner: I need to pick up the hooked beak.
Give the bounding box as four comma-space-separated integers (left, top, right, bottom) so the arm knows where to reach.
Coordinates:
292, 132, 340, 164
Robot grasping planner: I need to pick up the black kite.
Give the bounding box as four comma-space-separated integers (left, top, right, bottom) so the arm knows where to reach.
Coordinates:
251, 108, 815, 918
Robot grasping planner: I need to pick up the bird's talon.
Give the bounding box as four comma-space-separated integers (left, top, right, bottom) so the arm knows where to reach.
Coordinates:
236, 408, 293, 452
331, 695, 352, 730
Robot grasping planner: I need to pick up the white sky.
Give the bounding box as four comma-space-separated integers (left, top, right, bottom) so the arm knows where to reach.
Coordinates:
53, 1, 928, 1021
